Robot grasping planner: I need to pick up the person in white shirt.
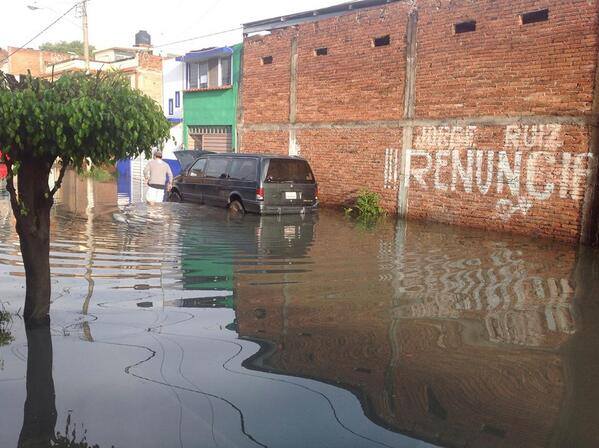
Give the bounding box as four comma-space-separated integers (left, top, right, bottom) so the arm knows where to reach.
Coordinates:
143, 151, 174, 204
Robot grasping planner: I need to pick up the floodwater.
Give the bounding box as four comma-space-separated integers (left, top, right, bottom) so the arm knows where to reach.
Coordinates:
1, 171, 598, 448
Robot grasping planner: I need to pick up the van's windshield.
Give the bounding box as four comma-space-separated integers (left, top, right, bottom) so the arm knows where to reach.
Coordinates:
265, 159, 315, 183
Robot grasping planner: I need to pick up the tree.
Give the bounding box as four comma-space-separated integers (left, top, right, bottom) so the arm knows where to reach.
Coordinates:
0, 72, 170, 321
39, 40, 96, 56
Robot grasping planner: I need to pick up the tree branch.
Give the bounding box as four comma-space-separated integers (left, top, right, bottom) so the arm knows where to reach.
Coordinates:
1, 155, 19, 216
50, 160, 68, 197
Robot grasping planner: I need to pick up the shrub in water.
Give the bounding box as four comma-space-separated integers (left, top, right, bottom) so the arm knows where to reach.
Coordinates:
346, 190, 386, 219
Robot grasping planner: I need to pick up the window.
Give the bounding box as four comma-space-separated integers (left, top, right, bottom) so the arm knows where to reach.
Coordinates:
315, 47, 328, 56
229, 159, 258, 181
205, 158, 230, 179
265, 159, 315, 184
221, 57, 232, 85
188, 63, 199, 89
190, 158, 207, 177
175, 91, 180, 108
187, 57, 231, 89
454, 20, 476, 33
187, 62, 208, 89
373, 35, 390, 47
199, 62, 208, 88
521, 9, 549, 25
261, 56, 273, 65
168, 99, 174, 115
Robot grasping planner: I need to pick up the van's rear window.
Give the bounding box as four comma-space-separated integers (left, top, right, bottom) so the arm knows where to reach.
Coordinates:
266, 159, 314, 183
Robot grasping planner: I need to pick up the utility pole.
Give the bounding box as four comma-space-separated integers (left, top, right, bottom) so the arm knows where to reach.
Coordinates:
81, 0, 90, 73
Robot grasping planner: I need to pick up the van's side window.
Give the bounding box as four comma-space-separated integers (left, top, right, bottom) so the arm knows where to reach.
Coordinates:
190, 158, 207, 177
205, 158, 230, 179
229, 159, 257, 181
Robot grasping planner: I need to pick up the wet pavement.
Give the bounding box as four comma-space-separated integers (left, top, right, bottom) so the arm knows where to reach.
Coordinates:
1, 171, 599, 448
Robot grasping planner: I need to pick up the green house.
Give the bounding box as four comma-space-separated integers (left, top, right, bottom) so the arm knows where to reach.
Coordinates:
179, 44, 242, 152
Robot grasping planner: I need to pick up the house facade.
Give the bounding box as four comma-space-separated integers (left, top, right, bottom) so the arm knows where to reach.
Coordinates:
162, 57, 186, 174
238, 0, 599, 245
179, 44, 242, 153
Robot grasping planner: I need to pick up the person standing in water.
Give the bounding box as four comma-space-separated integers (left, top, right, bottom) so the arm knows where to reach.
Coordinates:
143, 150, 174, 204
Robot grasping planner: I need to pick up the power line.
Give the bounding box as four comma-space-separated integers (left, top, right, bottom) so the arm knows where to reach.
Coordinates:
1, 2, 81, 64
154, 26, 243, 49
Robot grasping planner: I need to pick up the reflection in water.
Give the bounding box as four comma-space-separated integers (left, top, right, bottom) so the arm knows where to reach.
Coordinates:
0, 171, 598, 447
18, 319, 56, 448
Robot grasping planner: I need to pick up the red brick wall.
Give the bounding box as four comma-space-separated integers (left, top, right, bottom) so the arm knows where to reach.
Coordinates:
242, 30, 294, 124
241, 130, 288, 155
407, 124, 593, 242
7, 47, 71, 76
415, 0, 598, 118
295, 3, 410, 122
240, 0, 599, 242
138, 52, 163, 71
298, 128, 402, 210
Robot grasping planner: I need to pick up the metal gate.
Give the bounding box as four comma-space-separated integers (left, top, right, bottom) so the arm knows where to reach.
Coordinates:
188, 125, 233, 153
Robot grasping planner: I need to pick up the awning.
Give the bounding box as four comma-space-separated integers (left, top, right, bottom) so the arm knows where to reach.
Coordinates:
176, 47, 233, 63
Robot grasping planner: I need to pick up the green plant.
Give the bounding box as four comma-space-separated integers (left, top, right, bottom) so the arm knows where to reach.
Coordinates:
79, 165, 116, 182
345, 189, 386, 219
0, 71, 170, 321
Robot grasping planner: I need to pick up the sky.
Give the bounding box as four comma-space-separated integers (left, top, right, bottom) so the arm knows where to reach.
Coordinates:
1, 0, 346, 55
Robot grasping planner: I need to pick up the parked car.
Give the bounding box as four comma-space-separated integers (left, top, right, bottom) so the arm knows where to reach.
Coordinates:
170, 153, 318, 215
173, 149, 213, 174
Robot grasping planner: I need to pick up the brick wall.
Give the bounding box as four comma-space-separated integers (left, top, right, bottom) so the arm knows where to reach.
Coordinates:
0, 48, 8, 72
6, 47, 71, 76
240, 0, 599, 243
138, 52, 163, 71
295, 3, 410, 123
242, 30, 294, 124
415, 0, 597, 118
298, 128, 402, 210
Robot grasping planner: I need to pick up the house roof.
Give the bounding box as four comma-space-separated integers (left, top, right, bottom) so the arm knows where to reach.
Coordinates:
176, 46, 234, 63
243, 0, 401, 34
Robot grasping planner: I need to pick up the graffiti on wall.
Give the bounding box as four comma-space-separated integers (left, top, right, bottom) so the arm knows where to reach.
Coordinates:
384, 147, 400, 189
399, 124, 595, 220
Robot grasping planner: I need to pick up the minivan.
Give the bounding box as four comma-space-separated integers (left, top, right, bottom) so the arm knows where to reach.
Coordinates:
170, 153, 319, 214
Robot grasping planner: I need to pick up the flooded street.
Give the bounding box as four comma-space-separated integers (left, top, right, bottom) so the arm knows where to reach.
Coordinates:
1, 172, 598, 448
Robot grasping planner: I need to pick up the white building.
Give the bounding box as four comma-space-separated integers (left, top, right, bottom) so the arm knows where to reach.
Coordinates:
162, 57, 185, 163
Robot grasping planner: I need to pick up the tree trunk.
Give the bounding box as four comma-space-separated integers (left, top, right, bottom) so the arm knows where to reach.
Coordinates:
13, 156, 53, 322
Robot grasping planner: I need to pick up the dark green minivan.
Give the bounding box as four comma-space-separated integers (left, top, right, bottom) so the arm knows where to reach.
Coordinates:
170, 153, 319, 214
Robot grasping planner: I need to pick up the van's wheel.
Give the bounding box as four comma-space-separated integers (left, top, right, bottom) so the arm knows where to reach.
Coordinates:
228, 199, 245, 215
169, 190, 182, 203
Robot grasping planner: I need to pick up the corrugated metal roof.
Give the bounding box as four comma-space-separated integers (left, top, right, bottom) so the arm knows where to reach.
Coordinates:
243, 0, 400, 34
176, 46, 234, 63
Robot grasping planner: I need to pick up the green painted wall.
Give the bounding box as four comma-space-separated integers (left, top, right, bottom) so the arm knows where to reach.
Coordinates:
183, 43, 242, 150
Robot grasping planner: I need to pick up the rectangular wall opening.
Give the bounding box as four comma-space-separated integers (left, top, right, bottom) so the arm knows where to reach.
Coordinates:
521, 9, 549, 25
261, 56, 273, 65
373, 35, 390, 47
315, 47, 328, 56
454, 20, 477, 34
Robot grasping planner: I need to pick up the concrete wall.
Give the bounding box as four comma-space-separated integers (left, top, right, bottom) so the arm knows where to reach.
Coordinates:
239, 0, 599, 244
162, 58, 184, 122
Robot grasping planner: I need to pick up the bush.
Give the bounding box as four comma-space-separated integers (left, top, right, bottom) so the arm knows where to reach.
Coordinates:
345, 190, 386, 219
80, 165, 115, 182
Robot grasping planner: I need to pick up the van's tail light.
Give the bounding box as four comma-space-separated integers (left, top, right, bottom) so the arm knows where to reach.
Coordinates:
315, 186, 318, 200
256, 187, 265, 201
